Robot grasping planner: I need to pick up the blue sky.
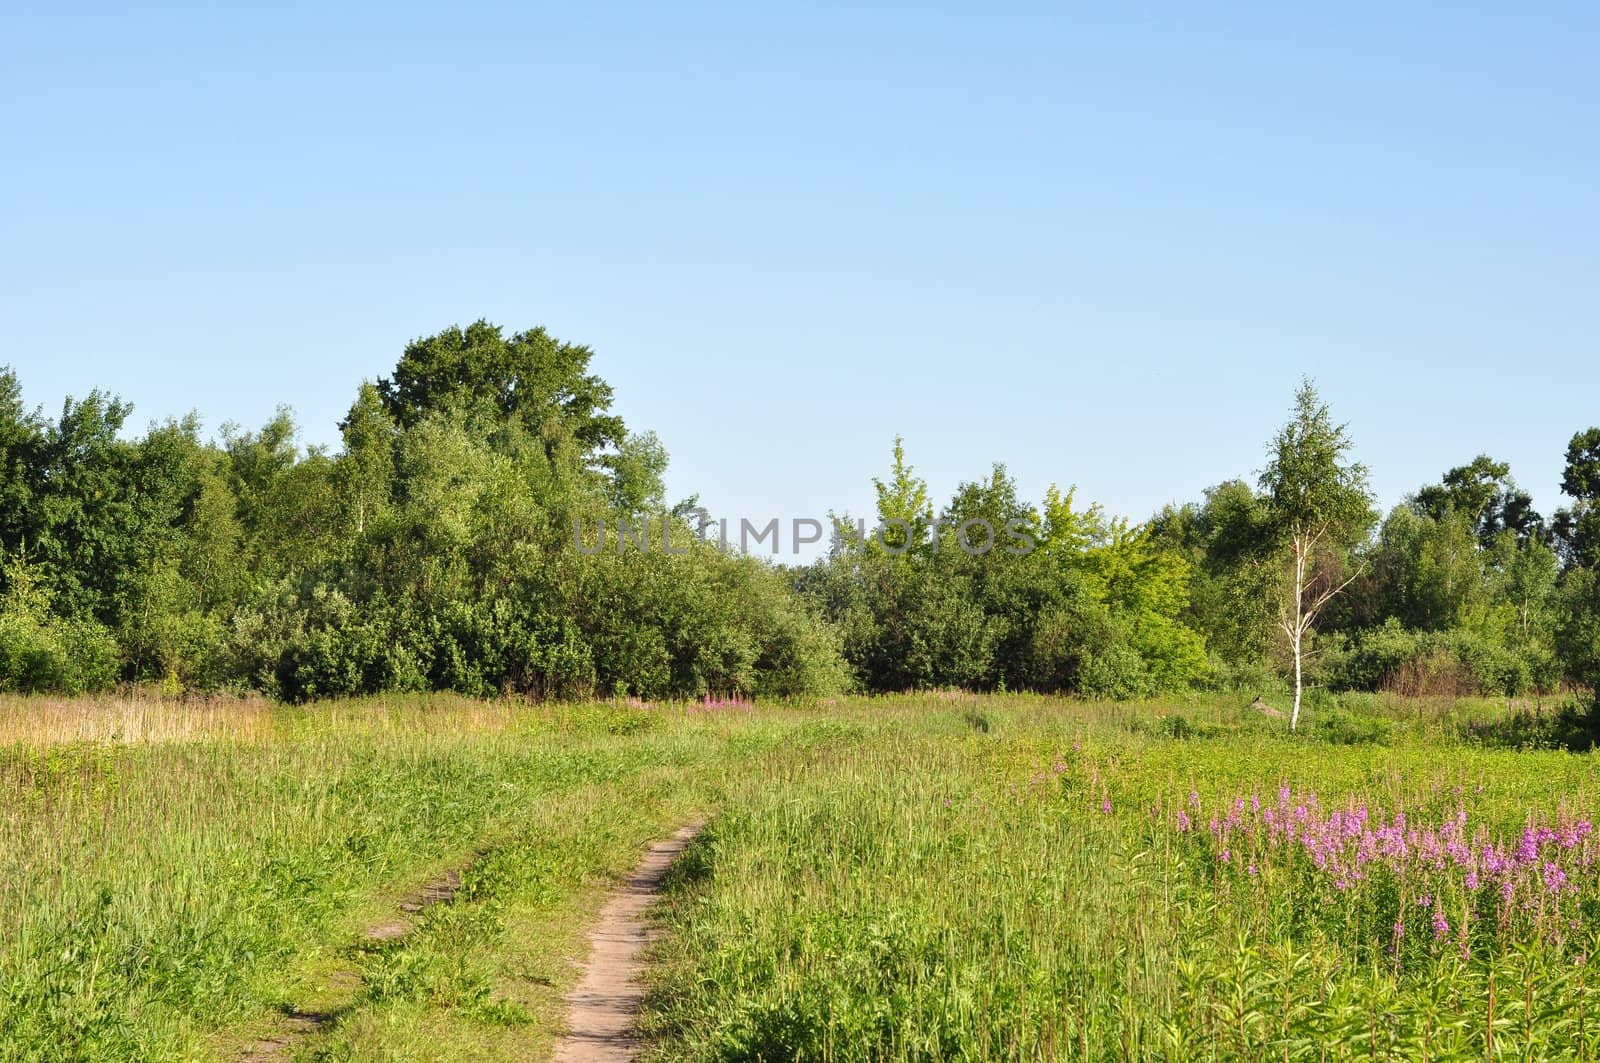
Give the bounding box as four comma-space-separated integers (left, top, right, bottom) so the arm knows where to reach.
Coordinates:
4, 3, 1596, 552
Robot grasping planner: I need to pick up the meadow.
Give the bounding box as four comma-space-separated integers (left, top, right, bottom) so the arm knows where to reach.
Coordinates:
3, 690, 1599, 1060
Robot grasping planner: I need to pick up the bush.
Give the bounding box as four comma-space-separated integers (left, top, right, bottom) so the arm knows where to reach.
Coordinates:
0, 613, 119, 695
1324, 619, 1557, 697
1465, 699, 1600, 751
0, 559, 120, 695
1078, 644, 1155, 701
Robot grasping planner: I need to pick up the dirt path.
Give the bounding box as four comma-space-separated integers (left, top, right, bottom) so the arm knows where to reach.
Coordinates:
554, 821, 704, 1062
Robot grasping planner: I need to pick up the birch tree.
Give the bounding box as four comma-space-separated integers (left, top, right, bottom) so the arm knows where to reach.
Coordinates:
1260, 381, 1375, 729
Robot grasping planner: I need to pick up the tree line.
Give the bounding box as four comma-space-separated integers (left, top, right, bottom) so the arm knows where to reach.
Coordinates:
805, 384, 1600, 723
2, 322, 1597, 716
0, 323, 844, 700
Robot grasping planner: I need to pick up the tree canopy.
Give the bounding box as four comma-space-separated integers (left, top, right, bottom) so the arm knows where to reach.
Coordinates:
1, 346, 1598, 716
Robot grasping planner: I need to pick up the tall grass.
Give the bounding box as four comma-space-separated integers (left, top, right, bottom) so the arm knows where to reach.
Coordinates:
3, 690, 1595, 1059
0, 695, 768, 1059
642, 693, 1600, 1060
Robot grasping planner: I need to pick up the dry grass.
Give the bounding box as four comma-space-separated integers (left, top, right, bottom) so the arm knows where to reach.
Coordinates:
0, 691, 646, 747
0, 692, 281, 746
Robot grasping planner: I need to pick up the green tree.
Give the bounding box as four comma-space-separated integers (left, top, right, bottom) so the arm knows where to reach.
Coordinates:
1039, 486, 1207, 694
1555, 428, 1600, 569
336, 382, 397, 537
1147, 479, 1278, 679
1413, 455, 1544, 548
1557, 568, 1600, 705
377, 320, 625, 456
1368, 505, 1482, 631
1487, 532, 1559, 647
604, 430, 669, 515
30, 392, 146, 623
0, 368, 42, 562
1259, 380, 1376, 728
872, 436, 934, 554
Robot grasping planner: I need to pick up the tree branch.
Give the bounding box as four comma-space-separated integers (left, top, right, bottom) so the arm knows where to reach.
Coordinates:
1305, 560, 1368, 623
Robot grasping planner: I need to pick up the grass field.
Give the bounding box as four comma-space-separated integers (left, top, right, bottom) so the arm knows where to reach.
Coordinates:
3, 690, 1599, 1060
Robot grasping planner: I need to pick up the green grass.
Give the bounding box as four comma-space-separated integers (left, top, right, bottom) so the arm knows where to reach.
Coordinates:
0, 697, 749, 1059
640, 693, 1600, 1061
3, 689, 1599, 1060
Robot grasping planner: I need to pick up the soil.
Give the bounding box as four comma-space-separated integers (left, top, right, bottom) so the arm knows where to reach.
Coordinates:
553, 821, 704, 1062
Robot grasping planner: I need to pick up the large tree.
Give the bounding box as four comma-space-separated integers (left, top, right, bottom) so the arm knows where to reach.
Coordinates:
1259, 380, 1375, 729
0, 368, 42, 563
377, 320, 625, 457
1413, 454, 1543, 547
1555, 428, 1600, 569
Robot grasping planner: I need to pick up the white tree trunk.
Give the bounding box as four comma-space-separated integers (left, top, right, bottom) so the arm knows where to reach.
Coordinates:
1290, 538, 1307, 731
1291, 628, 1303, 730
1279, 528, 1363, 731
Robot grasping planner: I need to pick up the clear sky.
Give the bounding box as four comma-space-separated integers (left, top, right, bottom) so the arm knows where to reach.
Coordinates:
4, 3, 1596, 554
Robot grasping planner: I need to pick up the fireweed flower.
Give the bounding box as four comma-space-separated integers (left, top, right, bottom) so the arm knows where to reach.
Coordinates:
1171, 785, 1597, 948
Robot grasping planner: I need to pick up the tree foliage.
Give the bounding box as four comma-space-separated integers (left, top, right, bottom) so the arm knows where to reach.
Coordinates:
0, 344, 1597, 712
1258, 380, 1376, 727
0, 324, 842, 700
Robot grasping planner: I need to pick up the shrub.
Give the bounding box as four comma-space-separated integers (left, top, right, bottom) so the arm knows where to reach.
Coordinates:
0, 559, 120, 695
1078, 644, 1155, 701
1325, 619, 1557, 697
